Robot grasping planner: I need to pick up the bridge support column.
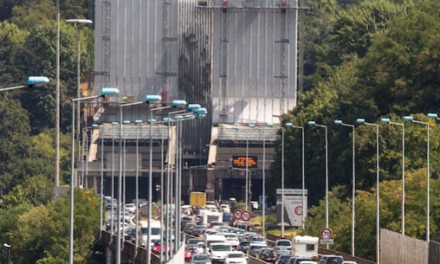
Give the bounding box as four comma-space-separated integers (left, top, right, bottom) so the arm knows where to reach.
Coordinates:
105, 244, 112, 264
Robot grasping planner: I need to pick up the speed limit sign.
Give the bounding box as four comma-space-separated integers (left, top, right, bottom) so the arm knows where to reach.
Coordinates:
320, 228, 333, 239
233, 209, 243, 220
241, 210, 252, 221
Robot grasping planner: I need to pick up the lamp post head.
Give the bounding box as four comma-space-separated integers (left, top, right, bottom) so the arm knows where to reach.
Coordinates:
111, 122, 118, 126
266, 122, 274, 127
27, 76, 50, 88
307, 121, 316, 126
100, 87, 119, 97
65, 19, 93, 25
427, 113, 438, 119
172, 100, 187, 107
232, 126, 239, 131
188, 104, 201, 110
195, 108, 207, 115
175, 115, 183, 120
145, 95, 162, 104
403, 116, 413, 122
381, 118, 390, 124
334, 120, 342, 125
135, 120, 143, 124
147, 119, 156, 124
3, 243, 10, 248
249, 124, 255, 128
356, 119, 365, 124
123, 120, 131, 125
285, 122, 293, 127
163, 117, 169, 122
195, 113, 206, 119
185, 115, 195, 120
92, 124, 99, 128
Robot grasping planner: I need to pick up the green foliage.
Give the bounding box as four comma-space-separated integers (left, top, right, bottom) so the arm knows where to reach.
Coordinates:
11, 0, 56, 30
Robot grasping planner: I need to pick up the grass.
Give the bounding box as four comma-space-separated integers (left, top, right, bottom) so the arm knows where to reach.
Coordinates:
267, 228, 298, 238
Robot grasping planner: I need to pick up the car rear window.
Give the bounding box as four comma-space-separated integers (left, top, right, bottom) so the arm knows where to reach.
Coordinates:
277, 240, 292, 246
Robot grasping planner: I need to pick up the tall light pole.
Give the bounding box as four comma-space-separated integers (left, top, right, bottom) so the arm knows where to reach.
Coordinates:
134, 119, 142, 254
110, 121, 118, 241
66, 18, 93, 176
356, 118, 379, 263
307, 121, 329, 231
404, 115, 430, 242
334, 120, 356, 255
281, 125, 286, 237
381, 118, 405, 235
0, 76, 49, 91
262, 122, 274, 236
95, 123, 103, 239
285, 122, 306, 229
69, 87, 119, 264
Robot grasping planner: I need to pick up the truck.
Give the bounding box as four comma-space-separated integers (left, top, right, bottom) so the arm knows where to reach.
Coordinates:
190, 192, 206, 207
290, 235, 319, 260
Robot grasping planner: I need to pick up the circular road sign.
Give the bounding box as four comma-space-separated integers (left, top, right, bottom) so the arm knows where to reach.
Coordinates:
206, 182, 213, 189
233, 209, 243, 220
241, 210, 252, 221
294, 206, 303, 216
320, 228, 333, 239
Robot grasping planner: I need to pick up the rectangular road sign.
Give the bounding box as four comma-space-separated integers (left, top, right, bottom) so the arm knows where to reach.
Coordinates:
276, 189, 308, 195
320, 239, 334, 245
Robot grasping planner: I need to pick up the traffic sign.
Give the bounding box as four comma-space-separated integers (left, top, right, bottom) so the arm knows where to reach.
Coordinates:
241, 210, 252, 221
294, 206, 303, 216
233, 209, 243, 220
320, 239, 334, 245
320, 228, 333, 239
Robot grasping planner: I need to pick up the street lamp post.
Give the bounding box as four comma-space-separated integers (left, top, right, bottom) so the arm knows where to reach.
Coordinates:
110, 121, 118, 241
134, 119, 142, 253
307, 121, 329, 231
356, 119, 379, 263
0, 76, 49, 91
334, 120, 356, 255
3, 243, 10, 264
381, 118, 405, 235
285, 122, 306, 229
69, 87, 119, 264
66, 19, 93, 178
404, 115, 430, 242
262, 122, 274, 236
247, 124, 255, 211
281, 125, 286, 237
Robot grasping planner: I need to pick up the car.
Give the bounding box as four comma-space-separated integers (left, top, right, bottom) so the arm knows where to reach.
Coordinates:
319, 255, 344, 264
223, 213, 232, 222
192, 224, 208, 236
188, 238, 203, 251
238, 241, 250, 253
248, 244, 266, 257
124, 203, 137, 214
300, 262, 318, 264
277, 255, 293, 264
342, 262, 357, 264
209, 222, 223, 228
274, 239, 292, 255
258, 248, 277, 263
224, 233, 240, 248
224, 252, 247, 264
185, 246, 193, 262
242, 232, 257, 242
151, 240, 167, 255
190, 254, 212, 264
289, 257, 313, 264
184, 222, 196, 234
251, 236, 267, 246
220, 204, 231, 213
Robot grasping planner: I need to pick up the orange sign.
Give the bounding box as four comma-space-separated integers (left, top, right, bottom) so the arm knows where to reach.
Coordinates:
232, 156, 258, 168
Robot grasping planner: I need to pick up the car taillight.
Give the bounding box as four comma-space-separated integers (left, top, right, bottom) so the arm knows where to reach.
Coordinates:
275, 247, 280, 250
312, 256, 318, 261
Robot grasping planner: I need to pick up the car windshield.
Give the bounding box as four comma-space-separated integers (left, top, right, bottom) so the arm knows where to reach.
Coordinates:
228, 253, 244, 258
188, 239, 201, 245
297, 258, 312, 262
277, 240, 291, 246
240, 242, 250, 246
253, 237, 265, 242
327, 257, 343, 264
250, 246, 265, 250
193, 255, 209, 260
212, 245, 231, 251
280, 255, 292, 260
225, 234, 237, 238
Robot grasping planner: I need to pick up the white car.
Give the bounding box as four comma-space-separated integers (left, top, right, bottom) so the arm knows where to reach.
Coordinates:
274, 239, 292, 255
210, 243, 232, 263
125, 203, 137, 214
220, 204, 231, 213
224, 233, 240, 247
224, 252, 247, 264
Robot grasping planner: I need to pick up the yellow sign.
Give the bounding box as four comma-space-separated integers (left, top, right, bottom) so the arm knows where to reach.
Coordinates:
232, 156, 258, 168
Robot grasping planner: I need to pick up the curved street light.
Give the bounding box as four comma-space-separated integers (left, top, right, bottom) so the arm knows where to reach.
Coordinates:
381, 118, 405, 236
69, 87, 119, 264
404, 115, 430, 242
334, 119, 356, 255
356, 118, 380, 264
307, 121, 329, 234
0, 76, 49, 91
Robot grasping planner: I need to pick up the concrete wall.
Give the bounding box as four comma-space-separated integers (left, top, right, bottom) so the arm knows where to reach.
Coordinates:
381, 229, 428, 264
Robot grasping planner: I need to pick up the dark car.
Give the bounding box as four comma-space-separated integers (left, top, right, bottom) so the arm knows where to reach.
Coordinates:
319, 255, 344, 264
191, 225, 207, 236
277, 255, 293, 264
183, 222, 196, 234
181, 216, 193, 231
258, 248, 277, 263
238, 241, 250, 253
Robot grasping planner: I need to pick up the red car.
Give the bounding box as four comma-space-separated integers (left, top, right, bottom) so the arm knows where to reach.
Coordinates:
151, 241, 167, 255
184, 246, 192, 261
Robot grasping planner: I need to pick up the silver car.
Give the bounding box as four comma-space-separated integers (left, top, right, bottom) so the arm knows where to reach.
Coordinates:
274, 239, 292, 255
190, 254, 212, 264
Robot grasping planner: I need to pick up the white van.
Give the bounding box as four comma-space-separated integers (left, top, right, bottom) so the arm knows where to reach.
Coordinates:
290, 235, 319, 260
205, 234, 227, 250
210, 243, 232, 263
140, 220, 162, 246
